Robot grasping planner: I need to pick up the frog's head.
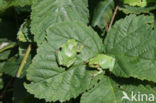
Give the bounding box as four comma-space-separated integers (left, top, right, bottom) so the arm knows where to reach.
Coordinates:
65, 39, 83, 53
66, 39, 77, 50
88, 58, 100, 68
57, 39, 79, 67
89, 63, 100, 68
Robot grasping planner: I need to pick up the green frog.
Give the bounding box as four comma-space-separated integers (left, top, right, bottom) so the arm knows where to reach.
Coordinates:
57, 39, 83, 68
88, 54, 115, 76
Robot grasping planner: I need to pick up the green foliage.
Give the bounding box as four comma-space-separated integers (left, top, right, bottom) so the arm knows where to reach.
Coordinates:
13, 79, 46, 103
104, 15, 156, 82
0, 0, 32, 12
0, 71, 3, 89
91, 0, 114, 30
17, 19, 32, 42
81, 75, 156, 103
0, 38, 11, 60
119, 5, 156, 14
25, 21, 103, 102
2, 54, 31, 78
0, 0, 156, 103
31, 0, 89, 45
0, 50, 10, 60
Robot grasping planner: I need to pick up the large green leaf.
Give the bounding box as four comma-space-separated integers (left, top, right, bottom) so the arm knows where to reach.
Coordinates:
91, 0, 114, 30
25, 21, 104, 102
104, 14, 156, 82
31, 0, 89, 45
81, 75, 156, 103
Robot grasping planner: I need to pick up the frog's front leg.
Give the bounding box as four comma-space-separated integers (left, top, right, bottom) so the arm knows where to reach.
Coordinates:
66, 58, 77, 68
93, 67, 103, 77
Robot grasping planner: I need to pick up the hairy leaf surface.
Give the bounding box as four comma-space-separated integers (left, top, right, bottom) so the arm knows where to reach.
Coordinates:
81, 76, 156, 103
31, 0, 89, 45
105, 14, 156, 82
25, 22, 104, 102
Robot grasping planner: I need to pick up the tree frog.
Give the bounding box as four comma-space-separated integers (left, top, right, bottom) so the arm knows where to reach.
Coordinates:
88, 54, 115, 76
121, 0, 156, 7
57, 39, 83, 68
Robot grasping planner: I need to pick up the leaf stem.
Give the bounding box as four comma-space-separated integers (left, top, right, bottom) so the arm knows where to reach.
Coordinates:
108, 5, 119, 30
104, 19, 109, 32
16, 44, 31, 78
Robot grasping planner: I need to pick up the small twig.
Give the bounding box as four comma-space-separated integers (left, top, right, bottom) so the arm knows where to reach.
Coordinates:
0, 42, 16, 53
16, 44, 31, 78
104, 19, 109, 32
108, 5, 119, 30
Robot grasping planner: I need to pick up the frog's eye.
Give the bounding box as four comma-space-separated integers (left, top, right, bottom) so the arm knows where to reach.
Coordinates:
59, 47, 62, 51
93, 64, 97, 66
76, 51, 80, 55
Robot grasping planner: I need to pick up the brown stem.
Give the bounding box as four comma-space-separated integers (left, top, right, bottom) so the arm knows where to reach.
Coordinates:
108, 5, 119, 30
104, 19, 109, 32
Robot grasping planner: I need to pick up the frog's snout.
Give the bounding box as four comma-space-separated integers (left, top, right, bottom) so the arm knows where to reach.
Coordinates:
83, 61, 88, 65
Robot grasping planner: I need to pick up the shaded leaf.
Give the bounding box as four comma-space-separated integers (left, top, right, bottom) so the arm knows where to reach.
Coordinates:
2, 54, 31, 78
0, 18, 17, 41
91, 0, 114, 30
0, 71, 3, 89
0, 50, 10, 60
13, 79, 46, 103
17, 19, 32, 42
